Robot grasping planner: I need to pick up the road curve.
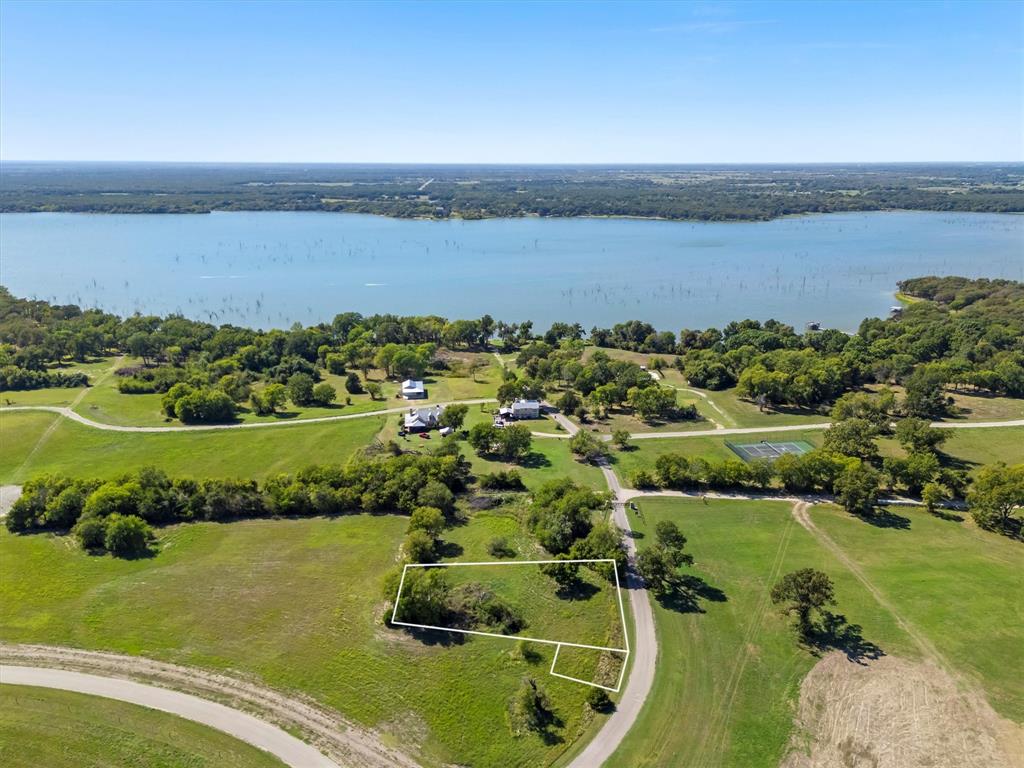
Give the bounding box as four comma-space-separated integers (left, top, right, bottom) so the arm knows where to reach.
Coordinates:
1, 664, 339, 768
0, 399, 495, 433
567, 461, 658, 768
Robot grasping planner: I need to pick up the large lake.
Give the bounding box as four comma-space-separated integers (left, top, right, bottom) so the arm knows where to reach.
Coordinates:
1, 211, 1021, 332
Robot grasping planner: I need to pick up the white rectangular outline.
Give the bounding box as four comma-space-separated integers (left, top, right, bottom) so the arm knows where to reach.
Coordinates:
391, 558, 630, 692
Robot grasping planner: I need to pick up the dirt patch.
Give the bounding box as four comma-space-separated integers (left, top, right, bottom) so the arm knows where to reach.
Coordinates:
0, 643, 421, 768
0, 485, 22, 517
781, 652, 1024, 768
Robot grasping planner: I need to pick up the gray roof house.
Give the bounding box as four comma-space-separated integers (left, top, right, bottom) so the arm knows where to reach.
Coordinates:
404, 405, 444, 431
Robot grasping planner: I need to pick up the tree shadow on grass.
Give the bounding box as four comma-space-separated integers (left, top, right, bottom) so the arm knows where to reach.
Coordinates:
806, 611, 884, 666
554, 579, 600, 601
519, 452, 552, 470
859, 508, 911, 530
391, 624, 468, 647
653, 574, 727, 614
930, 508, 965, 523
436, 540, 464, 559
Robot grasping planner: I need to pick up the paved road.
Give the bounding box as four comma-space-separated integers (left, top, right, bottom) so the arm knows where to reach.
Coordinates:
532, 417, 1024, 442
0, 399, 495, 433
568, 460, 659, 768
1, 665, 339, 768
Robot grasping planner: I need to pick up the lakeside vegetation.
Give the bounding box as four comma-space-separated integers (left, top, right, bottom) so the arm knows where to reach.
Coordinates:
2, 163, 1022, 220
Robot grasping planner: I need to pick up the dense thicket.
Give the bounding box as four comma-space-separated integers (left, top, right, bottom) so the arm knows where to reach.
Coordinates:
6, 448, 471, 541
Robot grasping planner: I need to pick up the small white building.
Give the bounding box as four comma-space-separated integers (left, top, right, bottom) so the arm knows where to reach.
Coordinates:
401, 379, 426, 399
404, 405, 444, 432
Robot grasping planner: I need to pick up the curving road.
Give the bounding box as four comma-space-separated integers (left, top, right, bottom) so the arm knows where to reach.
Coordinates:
0, 399, 495, 433
1, 665, 339, 768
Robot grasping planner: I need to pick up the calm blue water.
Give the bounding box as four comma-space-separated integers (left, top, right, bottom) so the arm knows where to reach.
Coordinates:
1, 211, 1021, 332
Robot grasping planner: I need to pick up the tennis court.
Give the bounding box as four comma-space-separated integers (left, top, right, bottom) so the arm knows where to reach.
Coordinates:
727, 439, 814, 462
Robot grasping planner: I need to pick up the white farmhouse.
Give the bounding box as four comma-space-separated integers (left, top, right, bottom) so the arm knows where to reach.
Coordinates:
404, 405, 444, 432
510, 399, 542, 420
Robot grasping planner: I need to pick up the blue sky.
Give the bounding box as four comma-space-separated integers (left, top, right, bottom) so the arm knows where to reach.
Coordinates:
1, 0, 1021, 162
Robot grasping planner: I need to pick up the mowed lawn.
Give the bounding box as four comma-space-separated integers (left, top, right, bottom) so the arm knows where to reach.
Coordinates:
810, 504, 1024, 722
0, 685, 286, 768
0, 513, 617, 768
610, 498, 1022, 768
611, 498, 915, 768
0, 409, 385, 483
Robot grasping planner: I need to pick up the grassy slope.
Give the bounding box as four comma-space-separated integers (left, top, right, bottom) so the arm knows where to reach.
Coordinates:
0, 513, 617, 768
0, 409, 385, 483
0, 685, 286, 768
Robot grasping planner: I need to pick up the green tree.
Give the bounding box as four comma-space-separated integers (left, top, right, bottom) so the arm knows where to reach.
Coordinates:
390, 567, 450, 623
404, 529, 436, 563
408, 505, 445, 538
311, 382, 337, 406
922, 481, 945, 514
822, 418, 880, 460
968, 462, 1024, 532
438, 403, 469, 431
569, 429, 608, 463
903, 367, 949, 419
286, 372, 314, 405
539, 555, 580, 590
365, 381, 383, 400
834, 462, 881, 515
611, 428, 631, 450
895, 417, 948, 454
770, 568, 836, 639
103, 513, 153, 558
73, 516, 107, 550
345, 372, 364, 394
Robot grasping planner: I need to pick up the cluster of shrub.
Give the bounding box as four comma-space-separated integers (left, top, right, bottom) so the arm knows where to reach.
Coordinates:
0, 365, 87, 390
7, 447, 470, 555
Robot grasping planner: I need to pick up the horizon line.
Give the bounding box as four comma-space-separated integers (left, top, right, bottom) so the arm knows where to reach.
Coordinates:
3, 159, 1022, 167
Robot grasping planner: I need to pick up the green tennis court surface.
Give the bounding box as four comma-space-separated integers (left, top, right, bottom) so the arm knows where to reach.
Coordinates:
727, 439, 814, 462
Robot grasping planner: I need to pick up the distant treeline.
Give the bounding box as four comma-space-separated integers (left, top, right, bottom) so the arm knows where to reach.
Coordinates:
2, 163, 1021, 220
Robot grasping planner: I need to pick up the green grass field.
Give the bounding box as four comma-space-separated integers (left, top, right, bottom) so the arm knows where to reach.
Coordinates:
0, 409, 385, 483
0, 685, 286, 768
0, 511, 620, 768
609, 497, 1022, 768
610, 498, 913, 768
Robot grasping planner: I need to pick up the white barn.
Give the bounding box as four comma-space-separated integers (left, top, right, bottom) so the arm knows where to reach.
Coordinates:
401, 379, 426, 399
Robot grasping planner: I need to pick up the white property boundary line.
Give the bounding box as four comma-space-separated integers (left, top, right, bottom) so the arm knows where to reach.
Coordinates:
390, 559, 630, 692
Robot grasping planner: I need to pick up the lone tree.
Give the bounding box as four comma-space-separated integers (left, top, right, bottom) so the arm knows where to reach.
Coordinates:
539, 555, 580, 590
636, 521, 693, 596
770, 568, 835, 639
611, 428, 631, 450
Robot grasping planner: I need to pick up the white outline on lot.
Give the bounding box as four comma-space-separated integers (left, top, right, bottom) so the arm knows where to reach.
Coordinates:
390, 559, 630, 692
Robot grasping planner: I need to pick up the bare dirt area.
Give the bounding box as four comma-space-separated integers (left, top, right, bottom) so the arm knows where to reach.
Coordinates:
780, 651, 1024, 768
0, 643, 420, 768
